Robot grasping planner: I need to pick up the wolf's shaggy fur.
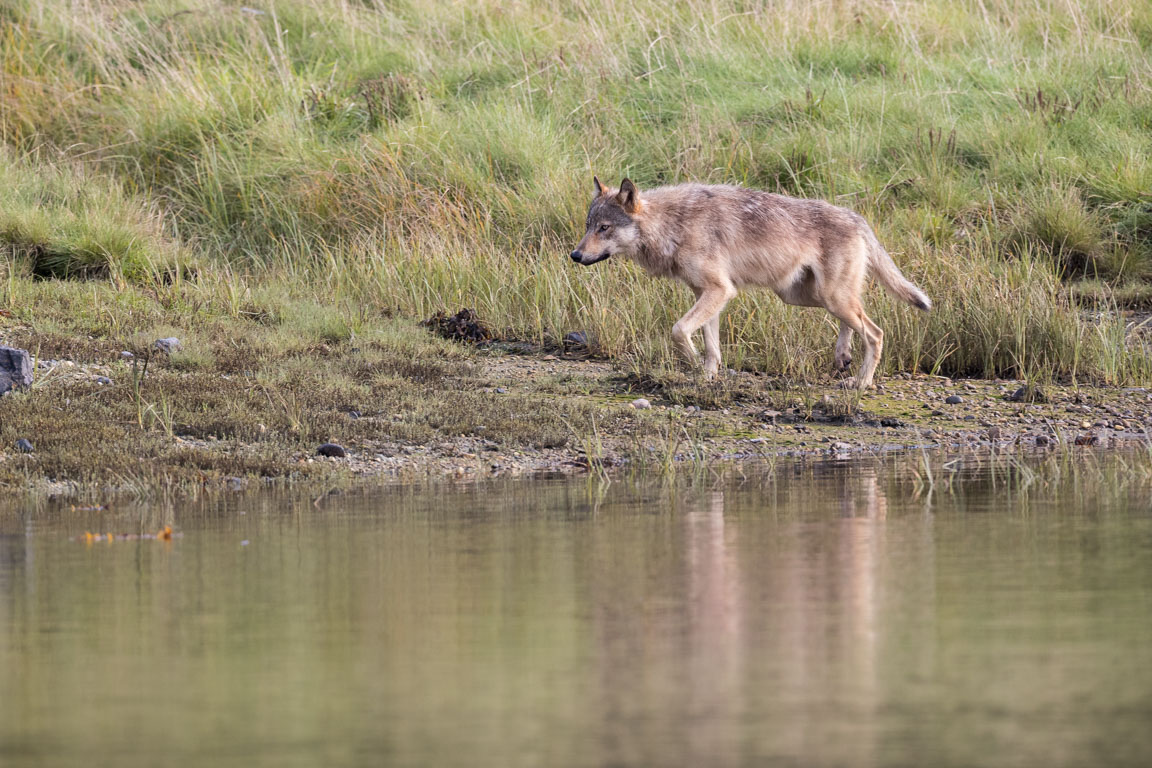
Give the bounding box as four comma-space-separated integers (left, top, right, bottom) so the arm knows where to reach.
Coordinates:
571, 178, 930, 389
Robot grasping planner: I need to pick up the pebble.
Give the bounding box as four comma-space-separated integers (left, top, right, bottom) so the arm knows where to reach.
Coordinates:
94, 376, 112, 385
120, 351, 134, 361
945, 395, 963, 405
630, 398, 651, 410
831, 442, 853, 452
15, 438, 34, 453
316, 442, 347, 458
1035, 435, 1050, 447
153, 337, 182, 354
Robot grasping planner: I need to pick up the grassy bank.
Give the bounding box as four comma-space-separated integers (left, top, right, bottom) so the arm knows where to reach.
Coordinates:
2, 0, 1152, 492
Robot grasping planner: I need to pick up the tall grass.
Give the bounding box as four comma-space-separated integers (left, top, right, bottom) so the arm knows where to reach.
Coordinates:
1, 0, 1150, 382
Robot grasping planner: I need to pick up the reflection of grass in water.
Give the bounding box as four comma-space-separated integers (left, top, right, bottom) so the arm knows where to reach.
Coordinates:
901, 441, 1152, 500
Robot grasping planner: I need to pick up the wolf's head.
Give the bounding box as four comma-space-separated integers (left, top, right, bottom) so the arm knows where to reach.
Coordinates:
571, 177, 641, 266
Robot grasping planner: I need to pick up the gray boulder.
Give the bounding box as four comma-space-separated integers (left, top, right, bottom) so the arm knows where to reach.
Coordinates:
0, 346, 33, 395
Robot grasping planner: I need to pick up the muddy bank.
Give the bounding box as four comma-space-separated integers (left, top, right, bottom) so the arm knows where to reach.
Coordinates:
3, 332, 1150, 498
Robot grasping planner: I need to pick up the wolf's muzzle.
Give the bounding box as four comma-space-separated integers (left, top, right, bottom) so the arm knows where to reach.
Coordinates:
571, 251, 611, 266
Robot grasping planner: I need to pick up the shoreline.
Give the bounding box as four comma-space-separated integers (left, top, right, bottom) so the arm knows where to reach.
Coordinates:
4, 334, 1150, 499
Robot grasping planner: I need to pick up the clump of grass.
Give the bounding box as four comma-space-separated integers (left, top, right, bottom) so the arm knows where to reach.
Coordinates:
0, 151, 188, 285
1006, 187, 1107, 278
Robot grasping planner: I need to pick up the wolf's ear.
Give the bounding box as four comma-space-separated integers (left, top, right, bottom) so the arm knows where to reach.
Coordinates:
617, 178, 639, 213
593, 176, 605, 197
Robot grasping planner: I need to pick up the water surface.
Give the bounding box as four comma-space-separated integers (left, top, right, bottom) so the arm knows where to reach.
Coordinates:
2, 457, 1151, 767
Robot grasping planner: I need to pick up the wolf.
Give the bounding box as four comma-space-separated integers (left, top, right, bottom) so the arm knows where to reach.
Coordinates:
570, 177, 930, 389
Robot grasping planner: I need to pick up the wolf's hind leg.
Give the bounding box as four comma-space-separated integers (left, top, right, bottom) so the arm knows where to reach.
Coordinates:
825, 300, 883, 390
834, 321, 854, 373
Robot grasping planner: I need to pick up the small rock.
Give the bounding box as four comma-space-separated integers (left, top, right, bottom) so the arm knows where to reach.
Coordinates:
831, 441, 852, 452
94, 376, 112, 385
317, 442, 346, 458
630, 398, 651, 410
541, 355, 558, 362
0, 346, 33, 395
15, 438, 34, 453
1035, 435, 1050, 447
1074, 433, 1099, 447
945, 395, 963, 405
120, 351, 135, 361
879, 417, 903, 428
1008, 385, 1047, 403
496, 387, 508, 394
986, 426, 1002, 440
153, 337, 182, 354
562, 331, 594, 355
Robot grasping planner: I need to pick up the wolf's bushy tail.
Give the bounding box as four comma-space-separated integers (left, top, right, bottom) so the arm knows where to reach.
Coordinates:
865, 232, 931, 311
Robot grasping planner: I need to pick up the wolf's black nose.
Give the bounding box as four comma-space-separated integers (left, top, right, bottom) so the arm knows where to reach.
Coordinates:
570, 251, 582, 262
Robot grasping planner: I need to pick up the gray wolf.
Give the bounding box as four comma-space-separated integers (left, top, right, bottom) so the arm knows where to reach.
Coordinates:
570, 177, 931, 389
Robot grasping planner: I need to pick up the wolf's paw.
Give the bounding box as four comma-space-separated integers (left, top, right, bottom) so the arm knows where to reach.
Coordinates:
837, 377, 873, 391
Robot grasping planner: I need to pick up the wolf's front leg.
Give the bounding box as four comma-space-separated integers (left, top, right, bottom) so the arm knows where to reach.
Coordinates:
702, 314, 722, 378
673, 283, 735, 377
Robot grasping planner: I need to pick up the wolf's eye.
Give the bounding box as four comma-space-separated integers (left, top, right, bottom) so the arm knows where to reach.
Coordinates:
598, 224, 610, 233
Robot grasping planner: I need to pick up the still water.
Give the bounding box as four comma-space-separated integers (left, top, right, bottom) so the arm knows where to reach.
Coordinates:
1, 456, 1151, 767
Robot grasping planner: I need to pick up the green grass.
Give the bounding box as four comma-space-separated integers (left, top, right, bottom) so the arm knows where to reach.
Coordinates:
1, 0, 1151, 385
